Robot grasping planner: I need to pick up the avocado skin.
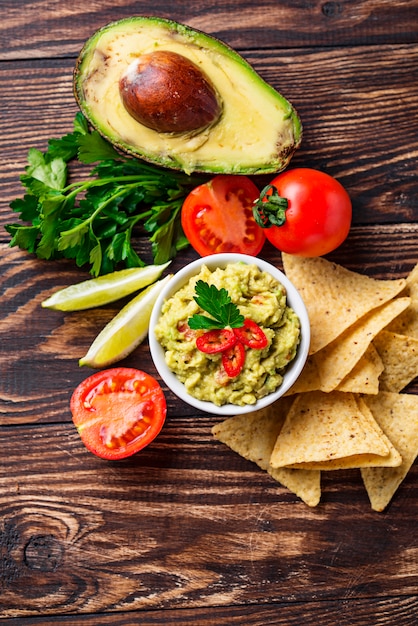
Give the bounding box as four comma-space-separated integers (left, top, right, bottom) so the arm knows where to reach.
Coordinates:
74, 16, 302, 175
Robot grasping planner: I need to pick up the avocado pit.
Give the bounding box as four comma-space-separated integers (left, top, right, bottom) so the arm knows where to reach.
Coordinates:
119, 50, 223, 134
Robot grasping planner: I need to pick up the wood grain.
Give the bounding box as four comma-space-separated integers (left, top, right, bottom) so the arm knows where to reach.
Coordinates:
1, 0, 418, 60
1, 420, 418, 617
1, 596, 418, 625
1, 0, 418, 622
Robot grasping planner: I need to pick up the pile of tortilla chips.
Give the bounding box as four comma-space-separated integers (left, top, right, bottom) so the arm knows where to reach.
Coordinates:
212, 254, 418, 512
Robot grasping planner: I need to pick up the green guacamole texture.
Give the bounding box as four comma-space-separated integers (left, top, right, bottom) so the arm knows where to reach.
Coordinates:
154, 262, 301, 406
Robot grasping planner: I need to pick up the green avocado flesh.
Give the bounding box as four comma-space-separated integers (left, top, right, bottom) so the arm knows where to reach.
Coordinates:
74, 17, 302, 175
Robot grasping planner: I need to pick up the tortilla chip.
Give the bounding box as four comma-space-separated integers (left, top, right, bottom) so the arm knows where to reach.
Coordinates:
285, 356, 321, 395
211, 398, 321, 507
361, 392, 418, 511
212, 398, 294, 470
405, 262, 418, 287
387, 264, 418, 339
311, 297, 410, 392
281, 254, 407, 354
266, 465, 321, 508
286, 343, 384, 396
270, 390, 402, 470
336, 343, 384, 394
373, 330, 418, 392
387, 301, 418, 339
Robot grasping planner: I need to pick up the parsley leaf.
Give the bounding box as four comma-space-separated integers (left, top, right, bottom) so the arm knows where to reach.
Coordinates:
77, 130, 121, 163
6, 224, 39, 253
73, 111, 89, 135
23, 148, 67, 190
188, 281, 245, 330
6, 114, 207, 276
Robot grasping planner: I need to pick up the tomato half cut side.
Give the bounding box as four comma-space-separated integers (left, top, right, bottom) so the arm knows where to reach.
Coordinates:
70, 367, 166, 460
222, 341, 246, 378
181, 175, 265, 256
196, 328, 237, 354
233, 319, 268, 349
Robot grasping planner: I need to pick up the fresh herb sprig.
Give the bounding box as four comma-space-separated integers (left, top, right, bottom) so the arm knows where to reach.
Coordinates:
188, 280, 244, 329
6, 113, 206, 276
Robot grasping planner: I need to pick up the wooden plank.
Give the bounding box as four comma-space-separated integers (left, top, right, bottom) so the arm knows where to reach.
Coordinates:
1, 225, 417, 428
1, 594, 418, 625
1, 595, 418, 624
2, 44, 418, 229
1, 418, 418, 617
2, 0, 418, 60
1, 3, 418, 622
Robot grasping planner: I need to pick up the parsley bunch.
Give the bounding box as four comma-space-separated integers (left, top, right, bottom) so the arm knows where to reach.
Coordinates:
6, 113, 205, 276
188, 280, 244, 329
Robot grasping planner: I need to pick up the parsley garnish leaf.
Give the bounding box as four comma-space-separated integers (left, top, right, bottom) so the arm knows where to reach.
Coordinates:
188, 281, 245, 330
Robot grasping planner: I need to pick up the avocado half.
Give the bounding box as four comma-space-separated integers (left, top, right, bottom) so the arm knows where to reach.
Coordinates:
74, 16, 302, 175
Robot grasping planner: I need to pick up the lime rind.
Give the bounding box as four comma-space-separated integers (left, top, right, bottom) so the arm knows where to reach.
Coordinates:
41, 262, 171, 311
79, 274, 173, 368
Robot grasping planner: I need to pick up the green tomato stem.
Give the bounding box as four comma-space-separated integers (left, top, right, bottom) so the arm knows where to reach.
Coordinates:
253, 184, 288, 228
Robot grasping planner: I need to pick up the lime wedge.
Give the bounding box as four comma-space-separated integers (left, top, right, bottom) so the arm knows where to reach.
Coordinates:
42, 262, 171, 311
79, 274, 173, 368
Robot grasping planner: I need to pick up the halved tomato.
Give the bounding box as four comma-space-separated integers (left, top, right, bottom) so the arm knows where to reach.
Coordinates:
181, 175, 265, 256
70, 367, 166, 460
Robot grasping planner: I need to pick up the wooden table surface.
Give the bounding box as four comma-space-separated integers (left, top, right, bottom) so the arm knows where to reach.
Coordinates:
1, 1, 418, 623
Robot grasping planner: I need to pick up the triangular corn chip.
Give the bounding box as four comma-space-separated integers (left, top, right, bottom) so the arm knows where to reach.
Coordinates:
282, 254, 407, 354
336, 343, 384, 394
270, 391, 402, 470
212, 399, 321, 507
285, 356, 321, 395
286, 343, 384, 396
387, 264, 418, 339
266, 465, 321, 508
212, 399, 294, 470
373, 330, 418, 392
361, 392, 418, 511
312, 297, 410, 392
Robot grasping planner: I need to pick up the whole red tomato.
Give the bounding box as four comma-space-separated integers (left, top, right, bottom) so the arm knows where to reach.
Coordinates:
181, 175, 265, 256
253, 168, 352, 257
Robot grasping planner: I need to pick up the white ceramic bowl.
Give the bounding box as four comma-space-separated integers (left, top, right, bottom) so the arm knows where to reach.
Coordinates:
149, 253, 310, 415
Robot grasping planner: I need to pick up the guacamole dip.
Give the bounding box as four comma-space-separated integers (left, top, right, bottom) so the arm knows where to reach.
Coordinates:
153, 262, 300, 406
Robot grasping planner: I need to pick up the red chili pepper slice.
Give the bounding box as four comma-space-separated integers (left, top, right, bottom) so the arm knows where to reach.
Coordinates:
196, 328, 237, 354
222, 341, 246, 378
233, 318, 268, 349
